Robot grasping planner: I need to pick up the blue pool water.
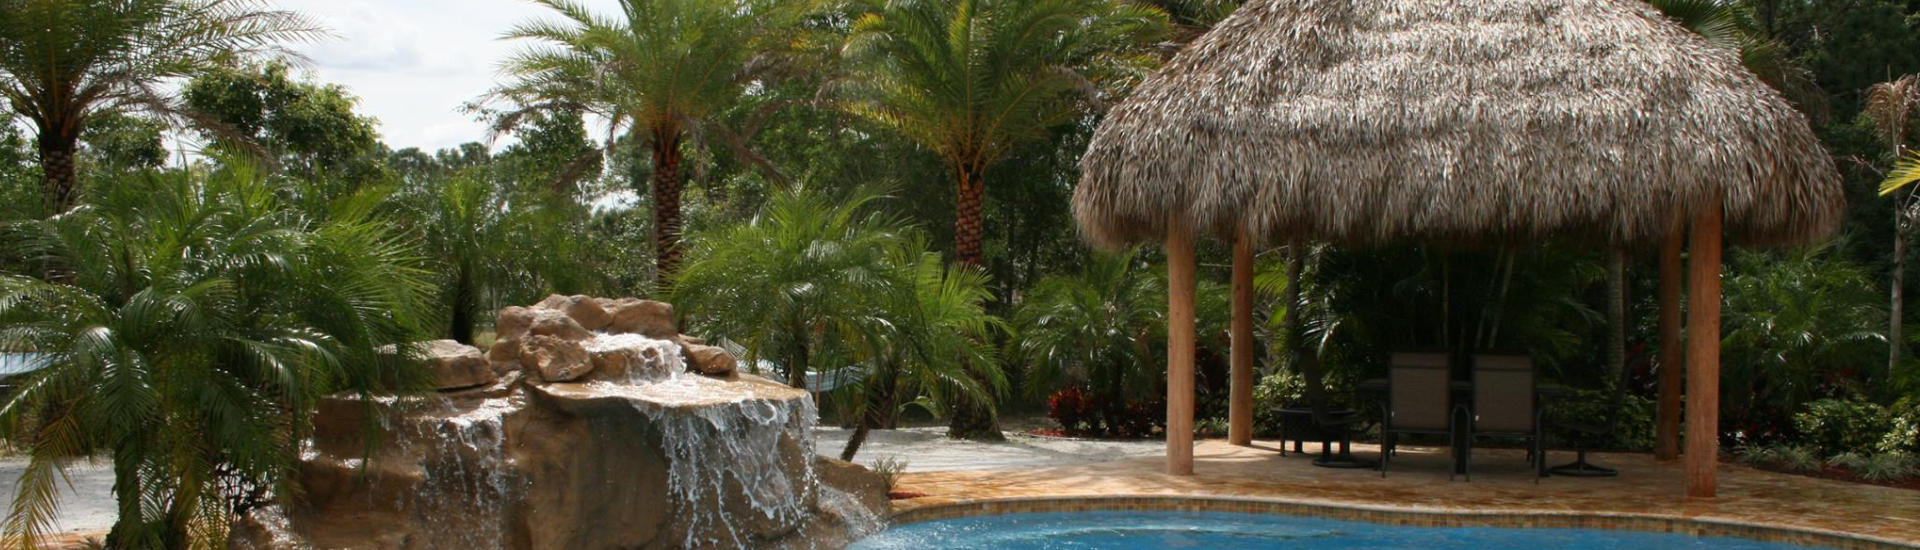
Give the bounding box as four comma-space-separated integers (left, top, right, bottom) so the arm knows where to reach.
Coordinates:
846, 510, 1830, 550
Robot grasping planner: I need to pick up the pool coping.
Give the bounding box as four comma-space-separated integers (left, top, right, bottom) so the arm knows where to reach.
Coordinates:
888, 495, 1919, 550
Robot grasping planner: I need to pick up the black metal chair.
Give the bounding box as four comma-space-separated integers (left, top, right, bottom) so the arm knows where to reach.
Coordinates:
1465, 354, 1544, 483
1380, 352, 1459, 479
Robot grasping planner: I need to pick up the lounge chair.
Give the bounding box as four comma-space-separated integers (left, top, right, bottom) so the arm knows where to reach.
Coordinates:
1380, 352, 1458, 479
1465, 354, 1544, 482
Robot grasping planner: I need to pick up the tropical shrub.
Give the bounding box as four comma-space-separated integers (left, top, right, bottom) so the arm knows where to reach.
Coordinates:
0, 163, 434, 549
1046, 387, 1097, 435
1881, 398, 1920, 454
1012, 249, 1166, 437
1252, 370, 1306, 435
676, 187, 1005, 458
1544, 388, 1657, 451
1793, 398, 1893, 456
1721, 248, 1886, 441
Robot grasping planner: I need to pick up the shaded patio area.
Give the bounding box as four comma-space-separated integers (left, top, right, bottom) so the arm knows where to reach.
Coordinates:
891, 440, 1920, 549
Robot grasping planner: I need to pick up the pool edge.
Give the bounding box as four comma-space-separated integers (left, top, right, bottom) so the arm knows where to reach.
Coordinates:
886, 495, 1918, 550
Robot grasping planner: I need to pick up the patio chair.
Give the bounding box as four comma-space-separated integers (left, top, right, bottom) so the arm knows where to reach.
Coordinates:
1465, 354, 1544, 483
1380, 352, 1459, 479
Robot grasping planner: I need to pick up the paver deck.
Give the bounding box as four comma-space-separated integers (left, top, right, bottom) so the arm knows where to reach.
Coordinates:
892, 439, 1920, 548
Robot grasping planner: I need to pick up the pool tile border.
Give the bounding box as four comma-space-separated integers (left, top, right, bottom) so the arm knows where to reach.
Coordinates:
889, 495, 1918, 550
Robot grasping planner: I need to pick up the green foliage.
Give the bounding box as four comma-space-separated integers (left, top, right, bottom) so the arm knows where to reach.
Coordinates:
1722, 247, 1887, 439
492, 109, 601, 196
0, 0, 320, 208
0, 159, 434, 550
78, 111, 167, 172
1544, 389, 1657, 451
1013, 249, 1162, 398
842, 0, 1168, 169
489, 0, 814, 279
675, 186, 1005, 458
870, 456, 907, 492
394, 173, 580, 343
675, 187, 908, 384
1251, 370, 1304, 435
1793, 398, 1893, 456
183, 63, 387, 186
1882, 398, 1920, 454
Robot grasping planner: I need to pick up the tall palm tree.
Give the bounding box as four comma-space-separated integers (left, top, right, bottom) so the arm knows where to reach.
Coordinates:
1867, 74, 1920, 378
0, 0, 320, 213
842, 0, 1168, 268
0, 161, 435, 550
487, 0, 800, 282
844, 0, 1166, 439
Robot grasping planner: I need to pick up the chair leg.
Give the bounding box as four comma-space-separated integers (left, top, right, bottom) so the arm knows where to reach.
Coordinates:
1380, 433, 1391, 477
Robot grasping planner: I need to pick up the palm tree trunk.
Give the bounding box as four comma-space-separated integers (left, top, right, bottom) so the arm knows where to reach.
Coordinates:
946, 161, 1003, 440
450, 267, 476, 344
1894, 197, 1906, 380
37, 133, 79, 213
1279, 249, 1333, 421
651, 128, 686, 283
106, 447, 149, 548
841, 363, 899, 461
954, 163, 986, 266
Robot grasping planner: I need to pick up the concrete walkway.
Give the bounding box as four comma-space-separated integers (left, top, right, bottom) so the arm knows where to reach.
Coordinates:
0, 457, 117, 535
813, 427, 1163, 472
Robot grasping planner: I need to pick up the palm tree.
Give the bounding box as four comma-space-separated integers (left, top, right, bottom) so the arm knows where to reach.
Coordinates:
0, 161, 435, 550
1011, 249, 1166, 436
399, 173, 551, 344
1869, 74, 1920, 380
673, 187, 908, 388
843, 0, 1165, 439
840, 250, 1005, 460
841, 0, 1168, 267
0, 0, 321, 213
487, 0, 800, 282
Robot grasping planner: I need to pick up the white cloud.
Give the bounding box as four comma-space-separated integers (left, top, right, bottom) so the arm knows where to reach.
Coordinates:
277, 0, 624, 152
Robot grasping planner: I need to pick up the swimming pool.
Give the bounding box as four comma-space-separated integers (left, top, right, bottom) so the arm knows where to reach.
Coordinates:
846, 510, 1830, 549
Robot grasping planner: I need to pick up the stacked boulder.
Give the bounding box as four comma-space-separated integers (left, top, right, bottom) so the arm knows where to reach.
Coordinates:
417, 295, 741, 392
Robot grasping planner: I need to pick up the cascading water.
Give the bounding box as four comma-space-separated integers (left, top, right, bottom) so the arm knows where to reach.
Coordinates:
587, 336, 823, 548
817, 486, 885, 541
409, 398, 517, 550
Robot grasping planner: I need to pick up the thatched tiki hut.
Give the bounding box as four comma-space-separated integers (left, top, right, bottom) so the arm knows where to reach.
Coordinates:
1073, 0, 1841, 497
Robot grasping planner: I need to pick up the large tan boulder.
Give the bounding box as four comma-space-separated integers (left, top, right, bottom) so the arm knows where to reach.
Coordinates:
683, 344, 737, 377
528, 310, 592, 341
607, 299, 676, 338
494, 306, 535, 342
423, 340, 496, 391
563, 295, 613, 331
523, 335, 593, 382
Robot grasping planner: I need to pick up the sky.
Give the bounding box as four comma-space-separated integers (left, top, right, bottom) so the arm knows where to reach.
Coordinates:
279, 0, 623, 153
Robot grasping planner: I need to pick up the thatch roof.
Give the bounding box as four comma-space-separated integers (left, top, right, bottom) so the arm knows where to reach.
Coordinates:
1075, 0, 1842, 249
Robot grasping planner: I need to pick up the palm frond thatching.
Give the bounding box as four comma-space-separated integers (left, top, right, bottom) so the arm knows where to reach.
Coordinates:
1074, 0, 1842, 249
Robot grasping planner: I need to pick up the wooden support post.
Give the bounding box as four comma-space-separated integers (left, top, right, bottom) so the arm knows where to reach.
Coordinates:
1229, 228, 1256, 446
1656, 220, 1685, 462
1166, 217, 1198, 475
1686, 203, 1723, 498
